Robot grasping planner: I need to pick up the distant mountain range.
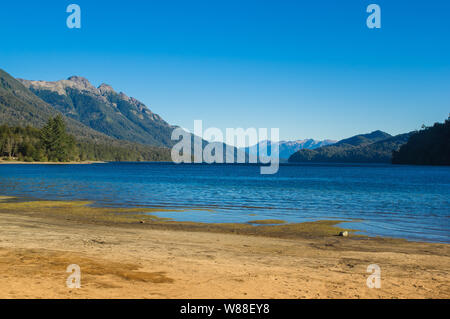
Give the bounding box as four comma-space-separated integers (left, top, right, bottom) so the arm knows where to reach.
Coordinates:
242, 139, 337, 161
288, 131, 412, 163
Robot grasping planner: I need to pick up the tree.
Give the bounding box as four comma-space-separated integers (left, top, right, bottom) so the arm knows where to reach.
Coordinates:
392, 118, 450, 165
1, 121, 171, 162
40, 115, 78, 162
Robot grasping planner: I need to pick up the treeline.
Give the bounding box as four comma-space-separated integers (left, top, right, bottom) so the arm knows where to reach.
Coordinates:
77, 140, 171, 162
0, 116, 171, 162
392, 118, 450, 165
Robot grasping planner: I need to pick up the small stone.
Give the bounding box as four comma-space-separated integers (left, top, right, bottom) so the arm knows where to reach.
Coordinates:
339, 231, 349, 237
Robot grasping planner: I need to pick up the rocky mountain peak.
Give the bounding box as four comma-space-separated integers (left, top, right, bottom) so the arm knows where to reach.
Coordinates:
98, 83, 115, 95
67, 76, 94, 90
119, 92, 131, 101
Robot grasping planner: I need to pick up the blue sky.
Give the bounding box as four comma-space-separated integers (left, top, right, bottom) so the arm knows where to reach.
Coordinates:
0, 0, 449, 141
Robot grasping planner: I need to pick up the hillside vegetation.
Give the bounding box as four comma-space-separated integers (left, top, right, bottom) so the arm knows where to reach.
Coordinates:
288, 131, 411, 163
0, 117, 171, 162
392, 118, 450, 165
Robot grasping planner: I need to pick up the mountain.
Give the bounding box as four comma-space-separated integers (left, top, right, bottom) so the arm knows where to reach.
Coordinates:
0, 69, 172, 161
0, 69, 113, 142
392, 118, 450, 165
0, 68, 236, 162
242, 139, 336, 160
288, 131, 411, 163
19, 76, 175, 147
330, 130, 392, 148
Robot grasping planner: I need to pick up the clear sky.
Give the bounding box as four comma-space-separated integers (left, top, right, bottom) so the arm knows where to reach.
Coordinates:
0, 0, 449, 141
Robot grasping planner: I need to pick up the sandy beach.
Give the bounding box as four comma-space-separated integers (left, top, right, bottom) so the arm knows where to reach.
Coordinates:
0, 197, 449, 299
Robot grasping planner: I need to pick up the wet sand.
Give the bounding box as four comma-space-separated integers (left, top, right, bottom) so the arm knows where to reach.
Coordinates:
0, 198, 449, 299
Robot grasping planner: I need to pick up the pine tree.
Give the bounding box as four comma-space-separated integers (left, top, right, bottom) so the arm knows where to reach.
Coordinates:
40, 115, 78, 162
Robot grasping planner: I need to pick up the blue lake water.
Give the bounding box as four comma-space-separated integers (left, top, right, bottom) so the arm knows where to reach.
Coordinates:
0, 162, 449, 243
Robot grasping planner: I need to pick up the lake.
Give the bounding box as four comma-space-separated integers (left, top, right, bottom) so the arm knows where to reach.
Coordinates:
0, 162, 449, 243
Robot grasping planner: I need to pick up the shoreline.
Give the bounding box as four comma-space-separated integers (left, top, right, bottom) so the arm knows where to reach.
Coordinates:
0, 197, 449, 298
0, 197, 362, 240
0, 160, 107, 165
0, 196, 445, 244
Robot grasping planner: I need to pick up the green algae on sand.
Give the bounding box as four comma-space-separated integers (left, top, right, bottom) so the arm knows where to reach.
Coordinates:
247, 219, 287, 225
0, 198, 359, 239
0, 199, 172, 223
